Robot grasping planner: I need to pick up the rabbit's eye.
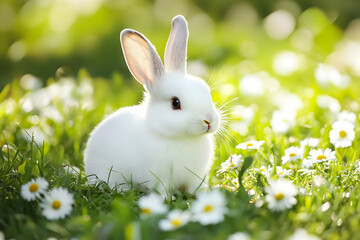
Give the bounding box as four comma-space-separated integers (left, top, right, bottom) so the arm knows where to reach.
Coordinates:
171, 97, 181, 110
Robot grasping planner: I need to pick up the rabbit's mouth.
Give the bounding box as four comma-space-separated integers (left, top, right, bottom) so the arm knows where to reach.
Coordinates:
204, 120, 211, 132
202, 121, 218, 134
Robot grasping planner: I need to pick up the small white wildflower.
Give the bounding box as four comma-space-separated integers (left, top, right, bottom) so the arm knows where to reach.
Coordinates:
191, 190, 227, 225
276, 166, 291, 177
270, 110, 296, 134
281, 146, 303, 164
138, 193, 168, 217
159, 210, 191, 231
218, 154, 243, 173
259, 165, 268, 173
236, 140, 265, 150
228, 232, 251, 240
288, 228, 320, 240
40, 187, 74, 220
21, 177, 49, 201
308, 148, 336, 163
337, 110, 356, 124
329, 121, 355, 148
265, 179, 297, 211
300, 138, 319, 148
257, 165, 271, 178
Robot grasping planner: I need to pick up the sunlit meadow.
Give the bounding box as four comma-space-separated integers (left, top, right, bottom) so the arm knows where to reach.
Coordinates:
1, 1, 360, 239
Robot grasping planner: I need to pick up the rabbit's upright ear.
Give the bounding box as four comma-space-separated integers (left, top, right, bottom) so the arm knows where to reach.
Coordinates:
164, 15, 188, 73
120, 29, 164, 90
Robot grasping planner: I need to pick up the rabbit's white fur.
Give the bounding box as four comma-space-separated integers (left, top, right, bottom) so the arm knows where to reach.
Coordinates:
84, 15, 219, 194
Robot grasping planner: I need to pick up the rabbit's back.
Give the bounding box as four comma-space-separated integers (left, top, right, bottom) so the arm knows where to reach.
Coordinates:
84, 105, 149, 187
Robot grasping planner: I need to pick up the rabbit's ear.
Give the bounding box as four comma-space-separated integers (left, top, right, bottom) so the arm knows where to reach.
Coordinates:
164, 15, 188, 73
120, 29, 164, 90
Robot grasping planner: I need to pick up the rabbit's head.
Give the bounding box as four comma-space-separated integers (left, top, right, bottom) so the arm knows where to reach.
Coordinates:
120, 15, 219, 139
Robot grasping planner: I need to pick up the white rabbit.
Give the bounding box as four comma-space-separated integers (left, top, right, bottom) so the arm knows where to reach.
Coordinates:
84, 15, 219, 195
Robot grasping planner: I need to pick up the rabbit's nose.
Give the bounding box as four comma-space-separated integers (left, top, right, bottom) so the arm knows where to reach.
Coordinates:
203, 120, 211, 131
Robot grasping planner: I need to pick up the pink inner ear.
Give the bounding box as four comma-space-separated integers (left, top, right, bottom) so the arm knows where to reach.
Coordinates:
122, 32, 154, 86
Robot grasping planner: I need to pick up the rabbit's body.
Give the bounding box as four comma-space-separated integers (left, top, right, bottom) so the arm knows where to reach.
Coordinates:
84, 16, 219, 194
85, 104, 213, 192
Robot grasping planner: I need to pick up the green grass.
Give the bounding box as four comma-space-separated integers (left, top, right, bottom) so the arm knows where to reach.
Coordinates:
1, 6, 360, 240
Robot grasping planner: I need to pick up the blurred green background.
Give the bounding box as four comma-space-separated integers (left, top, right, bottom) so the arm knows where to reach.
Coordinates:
1, 0, 360, 89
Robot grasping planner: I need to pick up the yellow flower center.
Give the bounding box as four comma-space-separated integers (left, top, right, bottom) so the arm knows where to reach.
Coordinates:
246, 143, 253, 147
289, 153, 296, 157
29, 183, 39, 193
260, 168, 265, 172
171, 218, 181, 227
52, 200, 61, 210
141, 208, 151, 214
339, 130, 346, 138
316, 154, 326, 161
279, 172, 284, 175
275, 193, 284, 201
203, 205, 213, 212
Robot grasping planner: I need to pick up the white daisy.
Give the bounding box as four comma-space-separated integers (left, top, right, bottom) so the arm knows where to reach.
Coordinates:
258, 165, 269, 173
288, 228, 320, 240
40, 187, 74, 220
329, 121, 355, 148
281, 146, 303, 164
218, 154, 243, 173
191, 190, 227, 225
270, 110, 296, 134
21, 177, 49, 201
337, 110, 356, 124
265, 179, 297, 211
300, 138, 319, 148
159, 210, 191, 231
307, 148, 336, 163
276, 166, 291, 178
138, 193, 168, 217
257, 165, 271, 178
236, 140, 265, 150
228, 232, 251, 240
